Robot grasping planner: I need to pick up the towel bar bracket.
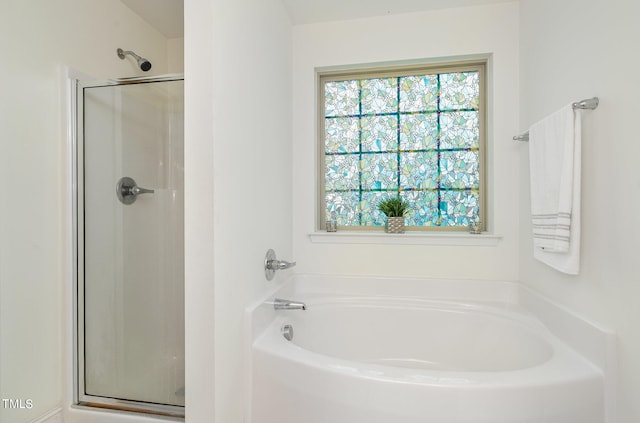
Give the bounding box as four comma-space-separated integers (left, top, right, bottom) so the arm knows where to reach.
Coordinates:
572, 97, 599, 110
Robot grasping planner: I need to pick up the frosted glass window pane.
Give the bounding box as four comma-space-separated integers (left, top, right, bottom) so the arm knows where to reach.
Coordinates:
399, 75, 438, 112
361, 153, 398, 190
400, 114, 438, 151
325, 80, 359, 117
401, 190, 440, 226
326, 191, 360, 226
440, 72, 480, 110
440, 190, 480, 226
440, 150, 480, 189
361, 78, 398, 114
326, 117, 359, 153
361, 115, 398, 152
325, 154, 360, 190
440, 111, 479, 149
400, 152, 439, 189
360, 191, 388, 226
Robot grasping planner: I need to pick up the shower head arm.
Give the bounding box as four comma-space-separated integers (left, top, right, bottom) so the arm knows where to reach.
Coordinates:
117, 48, 152, 72
117, 48, 143, 61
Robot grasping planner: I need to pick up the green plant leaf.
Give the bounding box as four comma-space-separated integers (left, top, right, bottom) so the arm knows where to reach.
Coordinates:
377, 196, 410, 217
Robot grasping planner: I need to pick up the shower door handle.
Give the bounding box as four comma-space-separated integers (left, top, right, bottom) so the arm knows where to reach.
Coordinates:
116, 176, 155, 205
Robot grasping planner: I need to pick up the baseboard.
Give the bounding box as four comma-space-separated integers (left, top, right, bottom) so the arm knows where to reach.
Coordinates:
30, 407, 62, 423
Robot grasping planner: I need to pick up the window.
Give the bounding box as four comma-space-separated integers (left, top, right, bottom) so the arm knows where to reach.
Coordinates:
319, 61, 486, 231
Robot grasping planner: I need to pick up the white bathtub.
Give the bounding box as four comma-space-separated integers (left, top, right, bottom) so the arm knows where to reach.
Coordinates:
247, 275, 615, 423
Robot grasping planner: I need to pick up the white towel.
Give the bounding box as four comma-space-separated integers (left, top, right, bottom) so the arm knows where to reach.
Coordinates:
528, 104, 581, 275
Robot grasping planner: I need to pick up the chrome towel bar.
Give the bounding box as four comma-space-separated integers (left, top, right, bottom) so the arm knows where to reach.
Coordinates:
513, 97, 599, 142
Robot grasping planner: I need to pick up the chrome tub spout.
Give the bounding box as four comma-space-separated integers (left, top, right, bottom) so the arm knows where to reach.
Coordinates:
274, 298, 306, 311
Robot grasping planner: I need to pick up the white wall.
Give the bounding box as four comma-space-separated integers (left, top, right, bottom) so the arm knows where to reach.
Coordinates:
185, 0, 292, 421
518, 0, 640, 421
168, 38, 185, 74
0, 1, 173, 422
292, 2, 521, 281
184, 0, 215, 420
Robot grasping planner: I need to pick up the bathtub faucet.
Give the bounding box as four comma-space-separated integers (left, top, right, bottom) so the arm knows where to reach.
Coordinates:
273, 298, 307, 311
264, 249, 296, 281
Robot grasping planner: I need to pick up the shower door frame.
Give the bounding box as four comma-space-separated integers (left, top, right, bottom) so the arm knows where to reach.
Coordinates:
73, 73, 185, 419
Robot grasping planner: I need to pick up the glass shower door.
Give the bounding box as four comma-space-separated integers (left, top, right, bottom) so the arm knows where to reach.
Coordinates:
76, 76, 184, 416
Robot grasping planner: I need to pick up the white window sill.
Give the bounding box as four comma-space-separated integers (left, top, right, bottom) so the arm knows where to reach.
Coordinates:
309, 231, 502, 246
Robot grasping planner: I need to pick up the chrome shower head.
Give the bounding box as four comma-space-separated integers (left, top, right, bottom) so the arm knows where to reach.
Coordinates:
117, 48, 152, 72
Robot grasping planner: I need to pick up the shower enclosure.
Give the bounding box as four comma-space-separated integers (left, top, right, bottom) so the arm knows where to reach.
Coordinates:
74, 75, 184, 417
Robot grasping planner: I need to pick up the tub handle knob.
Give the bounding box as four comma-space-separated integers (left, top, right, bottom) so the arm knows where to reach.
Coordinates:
274, 260, 296, 270
264, 249, 296, 280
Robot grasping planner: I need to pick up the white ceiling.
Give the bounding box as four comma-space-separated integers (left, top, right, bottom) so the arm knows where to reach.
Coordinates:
119, 0, 515, 38
282, 0, 516, 24
120, 0, 184, 39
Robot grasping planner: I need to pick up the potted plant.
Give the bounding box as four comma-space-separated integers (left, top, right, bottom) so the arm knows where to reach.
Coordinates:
377, 197, 410, 233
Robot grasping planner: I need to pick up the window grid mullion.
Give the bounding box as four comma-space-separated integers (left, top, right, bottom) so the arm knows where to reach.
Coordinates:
326, 147, 479, 156
324, 108, 477, 120
358, 80, 364, 226
396, 77, 401, 200
436, 74, 443, 226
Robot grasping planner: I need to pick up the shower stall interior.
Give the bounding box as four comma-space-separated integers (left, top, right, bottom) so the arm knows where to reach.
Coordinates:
75, 75, 184, 418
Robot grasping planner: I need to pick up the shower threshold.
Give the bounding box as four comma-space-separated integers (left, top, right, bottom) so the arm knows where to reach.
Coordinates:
78, 400, 184, 419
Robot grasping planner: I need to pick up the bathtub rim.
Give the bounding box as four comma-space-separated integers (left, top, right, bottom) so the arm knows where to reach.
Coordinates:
272, 295, 557, 373
254, 313, 599, 387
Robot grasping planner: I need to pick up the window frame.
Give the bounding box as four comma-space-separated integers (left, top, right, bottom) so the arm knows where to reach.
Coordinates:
317, 60, 487, 232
